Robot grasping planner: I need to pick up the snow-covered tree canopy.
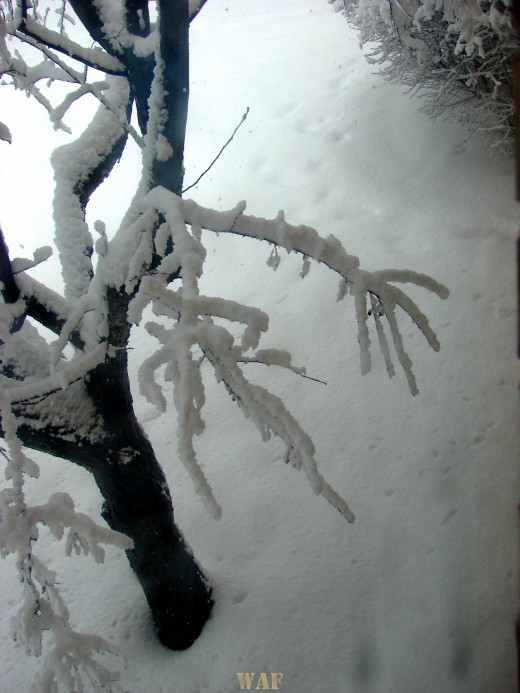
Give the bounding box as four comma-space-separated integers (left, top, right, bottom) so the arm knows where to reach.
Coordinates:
334, 0, 519, 151
0, 1, 448, 691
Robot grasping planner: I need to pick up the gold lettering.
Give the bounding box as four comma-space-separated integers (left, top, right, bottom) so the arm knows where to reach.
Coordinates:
236, 673, 256, 690
271, 673, 284, 689
255, 672, 270, 690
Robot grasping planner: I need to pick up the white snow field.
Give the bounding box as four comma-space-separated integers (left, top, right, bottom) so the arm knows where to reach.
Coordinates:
1, 0, 519, 691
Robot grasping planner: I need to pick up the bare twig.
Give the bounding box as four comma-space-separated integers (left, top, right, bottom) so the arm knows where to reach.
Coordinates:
239, 357, 328, 386
182, 107, 250, 193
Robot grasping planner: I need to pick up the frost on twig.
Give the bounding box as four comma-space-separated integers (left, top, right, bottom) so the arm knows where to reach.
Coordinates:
125, 187, 448, 523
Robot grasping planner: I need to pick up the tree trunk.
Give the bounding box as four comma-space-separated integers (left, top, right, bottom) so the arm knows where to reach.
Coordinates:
83, 287, 213, 649
92, 428, 213, 650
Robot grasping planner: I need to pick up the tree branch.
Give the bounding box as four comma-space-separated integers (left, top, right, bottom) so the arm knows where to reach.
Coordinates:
0, 412, 102, 473
73, 93, 134, 208
16, 274, 85, 350
179, 197, 448, 393
17, 16, 127, 75
66, 0, 124, 58
68, 0, 155, 134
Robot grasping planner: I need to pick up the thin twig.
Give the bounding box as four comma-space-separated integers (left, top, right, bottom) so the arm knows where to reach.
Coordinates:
182, 107, 250, 193
239, 358, 327, 386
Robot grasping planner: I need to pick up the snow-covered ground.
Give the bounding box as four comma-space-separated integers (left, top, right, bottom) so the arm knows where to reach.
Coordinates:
1, 1, 519, 691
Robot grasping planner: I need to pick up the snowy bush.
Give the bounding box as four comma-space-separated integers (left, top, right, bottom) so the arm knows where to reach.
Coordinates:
333, 0, 520, 152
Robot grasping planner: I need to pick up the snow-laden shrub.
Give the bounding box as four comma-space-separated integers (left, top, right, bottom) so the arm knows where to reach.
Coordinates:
333, 0, 519, 152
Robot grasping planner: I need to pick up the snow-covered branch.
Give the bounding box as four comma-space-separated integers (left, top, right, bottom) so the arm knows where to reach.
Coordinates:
3, 341, 107, 406
120, 187, 447, 523
15, 272, 84, 349
179, 196, 448, 393
17, 15, 127, 75
52, 77, 135, 299
1, 5, 140, 142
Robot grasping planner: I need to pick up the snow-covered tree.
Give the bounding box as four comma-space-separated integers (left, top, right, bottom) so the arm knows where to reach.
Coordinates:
0, 1, 448, 690
334, 0, 519, 152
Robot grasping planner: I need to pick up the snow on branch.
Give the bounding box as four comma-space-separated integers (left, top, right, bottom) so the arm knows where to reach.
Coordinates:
15, 273, 80, 337
180, 197, 449, 394
10, 246, 53, 274
3, 341, 107, 406
52, 77, 134, 300
14, 30, 142, 144
1, 268, 107, 407
200, 339, 356, 523
50, 80, 110, 125
122, 187, 447, 523
2, 9, 141, 144
17, 15, 127, 75
1, 12, 88, 132
0, 49, 72, 131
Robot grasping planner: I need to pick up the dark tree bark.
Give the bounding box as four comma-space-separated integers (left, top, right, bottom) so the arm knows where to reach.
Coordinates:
151, 0, 190, 194
93, 425, 213, 650
1, 0, 214, 651
84, 287, 214, 649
